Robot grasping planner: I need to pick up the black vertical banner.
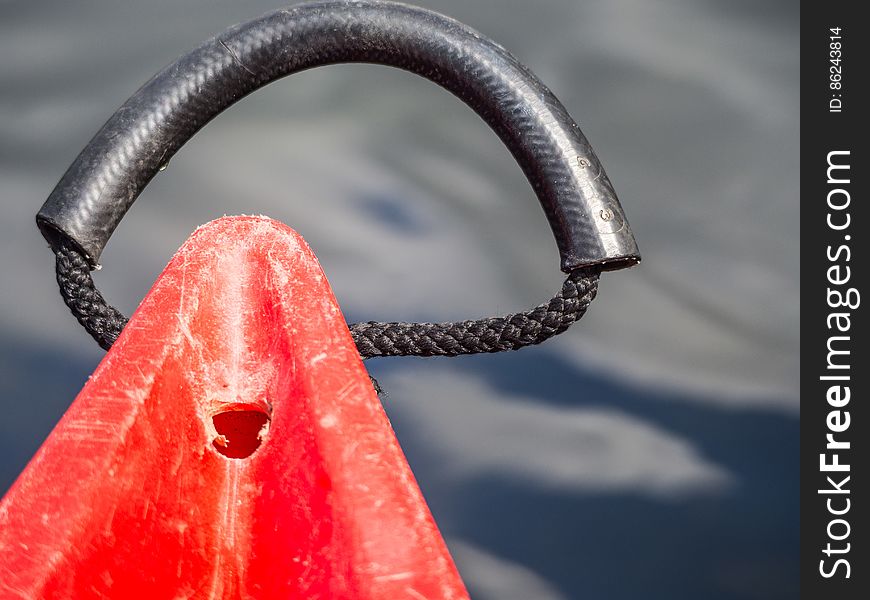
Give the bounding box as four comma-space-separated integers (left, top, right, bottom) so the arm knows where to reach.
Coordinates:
802, 3, 867, 597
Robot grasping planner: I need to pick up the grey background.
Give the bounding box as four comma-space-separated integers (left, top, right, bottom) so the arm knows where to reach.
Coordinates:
1, 1, 798, 598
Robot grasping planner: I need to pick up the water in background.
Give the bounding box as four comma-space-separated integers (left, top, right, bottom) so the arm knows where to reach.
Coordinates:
0, 1, 798, 598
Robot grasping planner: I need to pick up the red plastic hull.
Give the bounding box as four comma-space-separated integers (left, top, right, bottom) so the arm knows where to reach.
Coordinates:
0, 216, 468, 599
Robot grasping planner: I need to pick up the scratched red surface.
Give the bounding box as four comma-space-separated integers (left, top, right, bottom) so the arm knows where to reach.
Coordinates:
0, 216, 468, 599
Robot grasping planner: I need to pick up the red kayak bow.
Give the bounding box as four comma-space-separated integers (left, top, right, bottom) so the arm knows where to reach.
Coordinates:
0, 216, 468, 599
10, 2, 642, 596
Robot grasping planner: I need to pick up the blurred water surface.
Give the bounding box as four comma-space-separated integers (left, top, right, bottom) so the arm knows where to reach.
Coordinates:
0, 1, 798, 598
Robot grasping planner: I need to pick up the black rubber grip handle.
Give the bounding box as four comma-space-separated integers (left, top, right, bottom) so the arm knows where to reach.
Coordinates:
37, 0, 640, 272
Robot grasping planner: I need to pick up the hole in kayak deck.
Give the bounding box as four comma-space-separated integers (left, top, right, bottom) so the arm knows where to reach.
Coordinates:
212, 409, 270, 459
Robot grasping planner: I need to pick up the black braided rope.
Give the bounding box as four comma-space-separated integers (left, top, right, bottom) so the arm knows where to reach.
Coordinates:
55, 244, 128, 352
54, 242, 598, 357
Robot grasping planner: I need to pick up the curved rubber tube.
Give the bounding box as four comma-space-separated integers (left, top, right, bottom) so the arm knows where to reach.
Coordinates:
37, 0, 640, 272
